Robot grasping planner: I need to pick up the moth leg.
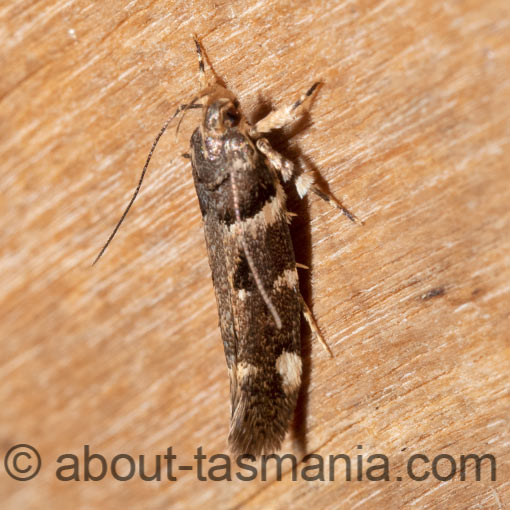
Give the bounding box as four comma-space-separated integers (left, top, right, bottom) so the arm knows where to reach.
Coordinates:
299, 295, 333, 357
256, 138, 294, 182
310, 186, 361, 223
256, 137, 359, 223
291, 169, 360, 222
253, 81, 360, 223
254, 82, 320, 133
254, 136, 314, 201
254, 137, 313, 199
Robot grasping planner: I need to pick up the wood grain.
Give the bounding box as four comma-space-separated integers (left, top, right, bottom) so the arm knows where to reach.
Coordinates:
1, 0, 509, 508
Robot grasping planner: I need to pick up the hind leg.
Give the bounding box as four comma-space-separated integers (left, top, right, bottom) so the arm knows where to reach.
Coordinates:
299, 295, 333, 357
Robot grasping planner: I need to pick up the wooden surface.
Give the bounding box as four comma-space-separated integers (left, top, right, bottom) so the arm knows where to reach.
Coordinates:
1, 1, 509, 508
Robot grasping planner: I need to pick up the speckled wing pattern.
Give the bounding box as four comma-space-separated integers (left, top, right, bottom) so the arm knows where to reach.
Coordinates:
190, 127, 302, 456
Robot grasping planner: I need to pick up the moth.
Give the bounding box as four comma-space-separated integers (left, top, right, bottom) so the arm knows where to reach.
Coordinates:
94, 38, 358, 456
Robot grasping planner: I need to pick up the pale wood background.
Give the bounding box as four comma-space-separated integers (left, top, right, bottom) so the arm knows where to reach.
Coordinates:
1, 1, 509, 509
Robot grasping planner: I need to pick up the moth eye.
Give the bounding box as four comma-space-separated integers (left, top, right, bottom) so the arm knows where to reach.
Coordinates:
224, 108, 240, 127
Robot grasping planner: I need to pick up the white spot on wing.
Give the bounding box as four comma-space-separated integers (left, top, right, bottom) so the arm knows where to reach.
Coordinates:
273, 268, 299, 291
237, 288, 249, 301
237, 362, 257, 381
276, 351, 302, 394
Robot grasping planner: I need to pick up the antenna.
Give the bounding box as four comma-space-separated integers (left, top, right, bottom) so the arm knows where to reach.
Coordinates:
92, 103, 202, 265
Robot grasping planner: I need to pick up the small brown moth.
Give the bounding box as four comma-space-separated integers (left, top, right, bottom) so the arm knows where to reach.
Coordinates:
94, 38, 358, 456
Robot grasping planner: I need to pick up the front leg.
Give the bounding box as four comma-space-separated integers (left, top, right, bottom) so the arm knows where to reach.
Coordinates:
253, 82, 320, 134
253, 83, 361, 223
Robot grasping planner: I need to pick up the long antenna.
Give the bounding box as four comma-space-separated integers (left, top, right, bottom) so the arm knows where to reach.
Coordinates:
175, 96, 199, 139
92, 103, 202, 266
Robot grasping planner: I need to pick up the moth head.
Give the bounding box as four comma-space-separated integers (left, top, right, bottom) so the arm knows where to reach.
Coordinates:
202, 88, 241, 135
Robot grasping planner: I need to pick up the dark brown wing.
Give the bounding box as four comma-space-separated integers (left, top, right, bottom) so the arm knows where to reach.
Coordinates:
191, 128, 302, 456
